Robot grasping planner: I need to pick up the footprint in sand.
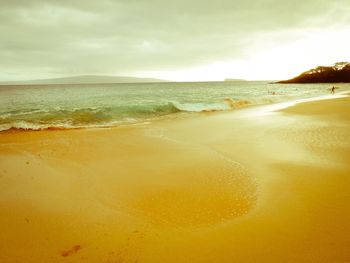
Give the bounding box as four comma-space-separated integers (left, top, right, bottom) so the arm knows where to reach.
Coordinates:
61, 245, 82, 257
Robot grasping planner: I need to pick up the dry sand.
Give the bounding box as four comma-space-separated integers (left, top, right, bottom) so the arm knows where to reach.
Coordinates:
0, 96, 350, 262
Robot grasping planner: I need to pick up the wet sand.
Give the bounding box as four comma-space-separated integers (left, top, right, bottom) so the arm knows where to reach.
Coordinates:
0, 96, 350, 262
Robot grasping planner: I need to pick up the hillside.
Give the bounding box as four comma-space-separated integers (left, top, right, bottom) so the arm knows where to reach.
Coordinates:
0, 75, 167, 85
278, 62, 350, 83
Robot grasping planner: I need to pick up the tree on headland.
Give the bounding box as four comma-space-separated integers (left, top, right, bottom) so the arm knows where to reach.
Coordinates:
278, 62, 350, 83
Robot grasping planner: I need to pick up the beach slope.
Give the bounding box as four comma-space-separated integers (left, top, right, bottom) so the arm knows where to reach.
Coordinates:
0, 96, 350, 262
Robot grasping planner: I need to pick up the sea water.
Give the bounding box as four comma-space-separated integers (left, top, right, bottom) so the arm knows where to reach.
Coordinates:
0, 81, 348, 131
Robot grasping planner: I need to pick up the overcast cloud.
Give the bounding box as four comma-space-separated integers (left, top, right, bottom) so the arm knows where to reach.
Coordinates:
0, 0, 349, 80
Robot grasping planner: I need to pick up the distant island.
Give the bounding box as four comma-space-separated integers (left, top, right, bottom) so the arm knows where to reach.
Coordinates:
278, 62, 350, 83
224, 78, 247, 82
0, 75, 167, 85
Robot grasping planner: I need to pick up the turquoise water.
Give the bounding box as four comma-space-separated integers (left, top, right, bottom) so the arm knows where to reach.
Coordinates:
0, 81, 348, 131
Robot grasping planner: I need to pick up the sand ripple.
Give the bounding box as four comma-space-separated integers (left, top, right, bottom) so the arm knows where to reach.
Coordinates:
128, 159, 257, 227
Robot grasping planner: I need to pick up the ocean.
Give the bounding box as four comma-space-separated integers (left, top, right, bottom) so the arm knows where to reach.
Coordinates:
0, 81, 348, 131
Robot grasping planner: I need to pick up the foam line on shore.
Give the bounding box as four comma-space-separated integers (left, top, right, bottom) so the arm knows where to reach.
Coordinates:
246, 91, 349, 117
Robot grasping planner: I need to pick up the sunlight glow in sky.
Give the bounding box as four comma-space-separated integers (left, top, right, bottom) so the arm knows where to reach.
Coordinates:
135, 27, 350, 81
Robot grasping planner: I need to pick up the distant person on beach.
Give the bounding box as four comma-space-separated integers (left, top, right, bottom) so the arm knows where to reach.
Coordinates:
331, 86, 335, 94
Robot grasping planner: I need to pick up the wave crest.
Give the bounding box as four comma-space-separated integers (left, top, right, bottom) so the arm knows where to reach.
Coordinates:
0, 99, 257, 132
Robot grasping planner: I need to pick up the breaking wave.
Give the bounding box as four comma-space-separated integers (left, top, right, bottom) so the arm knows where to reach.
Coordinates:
0, 97, 276, 132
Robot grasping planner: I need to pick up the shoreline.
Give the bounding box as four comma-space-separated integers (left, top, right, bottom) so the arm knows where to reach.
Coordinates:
1, 93, 350, 262
1, 90, 348, 134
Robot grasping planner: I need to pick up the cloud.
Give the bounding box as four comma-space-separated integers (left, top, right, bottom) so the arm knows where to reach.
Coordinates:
0, 0, 349, 80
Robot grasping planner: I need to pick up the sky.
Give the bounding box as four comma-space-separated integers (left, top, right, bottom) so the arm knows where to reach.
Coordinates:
0, 0, 350, 82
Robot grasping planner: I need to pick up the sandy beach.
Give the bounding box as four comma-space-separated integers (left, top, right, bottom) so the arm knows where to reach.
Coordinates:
0, 95, 350, 262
